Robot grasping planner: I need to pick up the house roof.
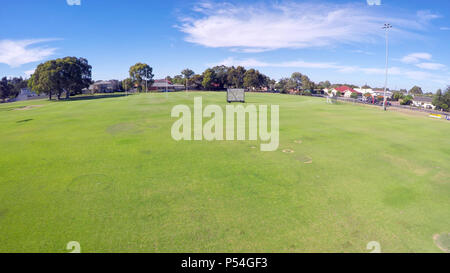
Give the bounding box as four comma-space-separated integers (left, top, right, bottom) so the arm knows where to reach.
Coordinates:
413, 96, 433, 103
335, 86, 360, 93
154, 79, 171, 84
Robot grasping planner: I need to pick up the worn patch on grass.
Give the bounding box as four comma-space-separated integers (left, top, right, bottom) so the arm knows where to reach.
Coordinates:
383, 187, 416, 208
296, 155, 313, 164
0, 209, 8, 220
14, 105, 44, 111
433, 233, 450, 253
117, 138, 139, 145
283, 149, 294, 154
106, 122, 143, 135
294, 140, 303, 144
383, 154, 429, 176
68, 174, 113, 193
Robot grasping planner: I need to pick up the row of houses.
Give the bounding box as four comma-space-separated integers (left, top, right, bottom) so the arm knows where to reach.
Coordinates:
323, 86, 394, 98
324, 86, 436, 110
86, 79, 186, 93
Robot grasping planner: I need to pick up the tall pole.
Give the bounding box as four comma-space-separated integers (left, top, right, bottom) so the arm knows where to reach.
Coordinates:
382, 23, 392, 111
145, 68, 148, 93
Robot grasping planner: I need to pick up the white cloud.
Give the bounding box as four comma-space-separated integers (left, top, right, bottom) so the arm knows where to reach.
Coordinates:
401, 53, 432, 64
416, 10, 441, 23
24, 69, 35, 77
212, 57, 448, 84
213, 57, 342, 69
0, 39, 58, 67
66, 0, 81, 6
367, 0, 381, 6
415, 62, 446, 70
178, 2, 428, 52
440, 27, 450, 31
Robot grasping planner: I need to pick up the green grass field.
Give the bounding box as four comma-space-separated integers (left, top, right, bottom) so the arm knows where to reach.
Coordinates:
0, 92, 449, 253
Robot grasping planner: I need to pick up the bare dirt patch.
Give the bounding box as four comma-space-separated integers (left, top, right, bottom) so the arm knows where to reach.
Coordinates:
296, 155, 313, 164
433, 233, 450, 253
282, 149, 294, 154
14, 105, 44, 111
294, 140, 303, 144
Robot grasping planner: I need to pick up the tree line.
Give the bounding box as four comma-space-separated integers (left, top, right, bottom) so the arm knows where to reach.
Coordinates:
0, 77, 28, 102
1, 56, 449, 112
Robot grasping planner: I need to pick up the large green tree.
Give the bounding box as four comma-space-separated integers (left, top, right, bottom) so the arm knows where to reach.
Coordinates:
318, 80, 331, 89
129, 63, 154, 92
211, 65, 229, 89
29, 60, 60, 100
59, 57, 92, 99
301, 74, 314, 91
433, 87, 450, 111
181, 69, 195, 89
121, 78, 133, 92
290, 72, 303, 91
202, 69, 216, 90
0, 77, 13, 102
275, 78, 290, 94
243, 69, 261, 89
28, 57, 92, 100
409, 85, 423, 95
190, 74, 204, 90
227, 66, 246, 88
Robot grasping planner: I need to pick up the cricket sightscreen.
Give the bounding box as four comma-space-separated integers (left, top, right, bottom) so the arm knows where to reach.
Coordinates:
227, 88, 245, 103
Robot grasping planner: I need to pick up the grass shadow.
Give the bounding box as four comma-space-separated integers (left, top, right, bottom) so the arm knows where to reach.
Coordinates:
17, 119, 33, 123
67, 94, 128, 102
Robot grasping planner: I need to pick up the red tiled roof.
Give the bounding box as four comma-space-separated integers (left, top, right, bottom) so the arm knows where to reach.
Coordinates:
154, 79, 172, 84
335, 86, 360, 93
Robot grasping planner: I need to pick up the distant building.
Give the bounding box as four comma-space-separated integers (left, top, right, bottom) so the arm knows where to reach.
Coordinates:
412, 96, 435, 110
331, 86, 362, 98
354, 87, 373, 95
89, 80, 120, 93
354, 88, 393, 99
149, 79, 185, 91
372, 88, 393, 98
14, 88, 46, 101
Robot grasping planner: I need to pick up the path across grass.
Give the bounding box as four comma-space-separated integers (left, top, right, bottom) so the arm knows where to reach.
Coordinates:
0, 92, 448, 252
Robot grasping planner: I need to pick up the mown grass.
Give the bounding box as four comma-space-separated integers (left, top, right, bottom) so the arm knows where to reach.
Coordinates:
0, 92, 449, 253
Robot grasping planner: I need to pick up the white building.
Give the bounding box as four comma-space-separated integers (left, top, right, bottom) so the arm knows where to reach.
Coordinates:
14, 88, 46, 101
412, 96, 435, 110
89, 80, 120, 93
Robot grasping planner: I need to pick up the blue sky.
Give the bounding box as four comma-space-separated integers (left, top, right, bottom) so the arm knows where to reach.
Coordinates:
0, 0, 449, 92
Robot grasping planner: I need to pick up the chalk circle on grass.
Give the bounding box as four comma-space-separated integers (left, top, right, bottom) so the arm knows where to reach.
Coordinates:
434, 233, 450, 253
68, 174, 113, 193
283, 149, 294, 154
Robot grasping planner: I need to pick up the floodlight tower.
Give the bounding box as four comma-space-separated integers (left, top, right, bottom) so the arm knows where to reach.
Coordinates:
382, 23, 392, 111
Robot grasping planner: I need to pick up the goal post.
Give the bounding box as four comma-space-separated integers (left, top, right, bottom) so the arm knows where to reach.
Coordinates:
227, 88, 245, 103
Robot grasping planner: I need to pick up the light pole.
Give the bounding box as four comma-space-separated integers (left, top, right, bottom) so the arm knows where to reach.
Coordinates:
382, 23, 392, 111
145, 67, 148, 93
